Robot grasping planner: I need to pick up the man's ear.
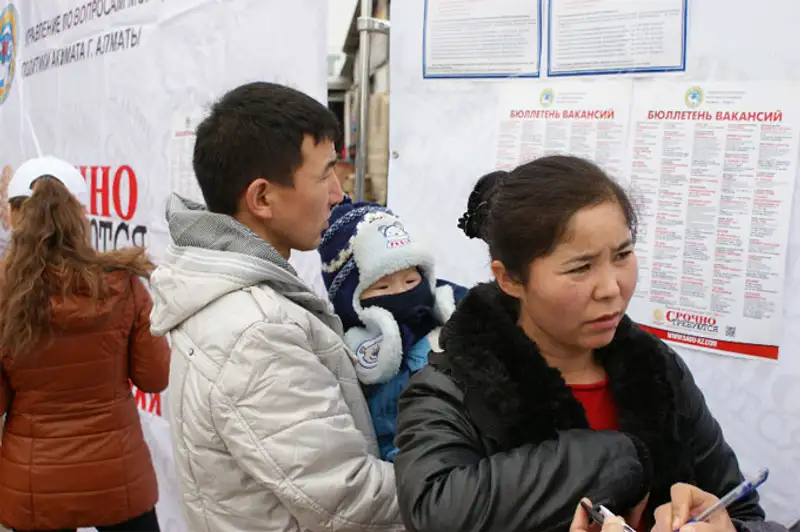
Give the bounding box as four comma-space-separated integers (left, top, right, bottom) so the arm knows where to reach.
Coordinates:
242, 178, 275, 221
491, 259, 525, 299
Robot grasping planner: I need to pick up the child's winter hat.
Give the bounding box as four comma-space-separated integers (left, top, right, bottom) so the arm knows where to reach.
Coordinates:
319, 198, 456, 383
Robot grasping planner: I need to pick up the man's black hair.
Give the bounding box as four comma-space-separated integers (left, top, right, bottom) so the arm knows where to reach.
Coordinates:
193, 82, 341, 215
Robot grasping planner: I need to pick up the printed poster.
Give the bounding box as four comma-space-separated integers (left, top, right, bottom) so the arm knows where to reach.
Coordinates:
494, 79, 633, 180
627, 82, 800, 360
548, 0, 688, 76
423, 0, 542, 78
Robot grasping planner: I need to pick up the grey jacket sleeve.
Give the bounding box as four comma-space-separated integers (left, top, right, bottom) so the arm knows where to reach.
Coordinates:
393, 367, 648, 532
669, 353, 765, 522
734, 520, 792, 532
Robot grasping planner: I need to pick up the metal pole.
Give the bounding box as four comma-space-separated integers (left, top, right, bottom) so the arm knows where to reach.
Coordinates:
354, 0, 373, 202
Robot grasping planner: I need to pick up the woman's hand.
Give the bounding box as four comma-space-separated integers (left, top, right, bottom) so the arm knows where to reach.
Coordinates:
571, 499, 629, 532
654, 484, 736, 532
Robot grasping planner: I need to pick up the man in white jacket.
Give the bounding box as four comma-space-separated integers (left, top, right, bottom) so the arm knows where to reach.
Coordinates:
149, 82, 405, 531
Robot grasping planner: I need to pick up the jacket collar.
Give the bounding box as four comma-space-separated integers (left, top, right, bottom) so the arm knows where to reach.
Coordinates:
165, 193, 296, 275
436, 282, 692, 497
149, 194, 336, 336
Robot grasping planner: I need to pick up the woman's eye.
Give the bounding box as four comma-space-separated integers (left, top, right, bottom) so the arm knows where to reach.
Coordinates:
616, 250, 633, 260
569, 264, 591, 274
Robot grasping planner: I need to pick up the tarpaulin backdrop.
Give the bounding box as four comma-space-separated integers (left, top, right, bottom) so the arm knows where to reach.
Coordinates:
0, 1, 329, 529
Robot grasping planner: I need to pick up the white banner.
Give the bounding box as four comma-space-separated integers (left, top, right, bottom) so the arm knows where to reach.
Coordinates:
0, 1, 329, 529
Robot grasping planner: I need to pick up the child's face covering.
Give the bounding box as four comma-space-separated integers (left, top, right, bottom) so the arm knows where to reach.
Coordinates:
361, 267, 421, 300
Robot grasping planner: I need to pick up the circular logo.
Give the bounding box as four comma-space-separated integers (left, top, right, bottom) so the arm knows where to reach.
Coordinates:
685, 86, 703, 108
540, 89, 555, 107
356, 335, 383, 370
653, 308, 665, 321
0, 4, 19, 106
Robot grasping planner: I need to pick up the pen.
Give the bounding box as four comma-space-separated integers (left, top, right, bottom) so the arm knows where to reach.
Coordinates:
684, 469, 769, 527
580, 500, 608, 526
597, 504, 638, 532
580, 500, 638, 532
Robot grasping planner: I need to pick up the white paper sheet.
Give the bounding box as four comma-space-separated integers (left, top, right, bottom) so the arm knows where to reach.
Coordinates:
423, 0, 541, 78
494, 79, 633, 180
626, 82, 800, 360
168, 112, 205, 205
548, 0, 687, 76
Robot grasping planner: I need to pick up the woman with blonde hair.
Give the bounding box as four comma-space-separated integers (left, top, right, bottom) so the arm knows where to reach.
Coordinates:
0, 156, 169, 532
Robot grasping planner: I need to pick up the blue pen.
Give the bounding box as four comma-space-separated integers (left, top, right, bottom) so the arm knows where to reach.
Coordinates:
682, 469, 769, 528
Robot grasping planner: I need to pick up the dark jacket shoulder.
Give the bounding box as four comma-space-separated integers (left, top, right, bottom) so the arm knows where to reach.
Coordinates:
395, 282, 764, 531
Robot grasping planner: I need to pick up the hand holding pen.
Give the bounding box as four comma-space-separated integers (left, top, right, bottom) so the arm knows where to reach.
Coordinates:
655, 469, 769, 532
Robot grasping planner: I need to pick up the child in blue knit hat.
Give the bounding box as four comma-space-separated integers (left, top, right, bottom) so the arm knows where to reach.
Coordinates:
319, 198, 466, 461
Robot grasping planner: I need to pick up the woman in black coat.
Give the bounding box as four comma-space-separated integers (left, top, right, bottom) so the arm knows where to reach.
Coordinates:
393, 156, 771, 532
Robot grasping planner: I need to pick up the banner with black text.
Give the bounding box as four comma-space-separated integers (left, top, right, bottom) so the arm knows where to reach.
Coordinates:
0, 1, 329, 529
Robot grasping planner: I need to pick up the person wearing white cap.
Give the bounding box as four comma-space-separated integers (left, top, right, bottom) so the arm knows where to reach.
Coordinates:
6, 155, 89, 207
0, 156, 169, 532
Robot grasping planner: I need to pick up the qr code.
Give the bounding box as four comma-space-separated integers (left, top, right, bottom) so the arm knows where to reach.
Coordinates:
724, 326, 737, 338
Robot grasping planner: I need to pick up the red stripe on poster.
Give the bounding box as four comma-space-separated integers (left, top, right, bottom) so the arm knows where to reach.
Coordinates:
637, 324, 779, 360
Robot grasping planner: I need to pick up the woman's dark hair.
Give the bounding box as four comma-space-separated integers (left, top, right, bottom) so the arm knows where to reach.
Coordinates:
457, 170, 508, 239
0, 177, 153, 366
459, 155, 637, 282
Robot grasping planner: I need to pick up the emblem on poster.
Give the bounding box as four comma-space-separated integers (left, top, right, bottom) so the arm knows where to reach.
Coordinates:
0, 3, 18, 106
685, 86, 703, 108
540, 88, 555, 107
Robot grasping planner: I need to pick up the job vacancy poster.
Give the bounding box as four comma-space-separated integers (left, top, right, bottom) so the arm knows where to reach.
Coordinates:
626, 82, 800, 361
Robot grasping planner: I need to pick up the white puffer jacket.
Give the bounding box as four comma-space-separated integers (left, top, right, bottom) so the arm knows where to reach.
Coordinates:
149, 195, 404, 532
